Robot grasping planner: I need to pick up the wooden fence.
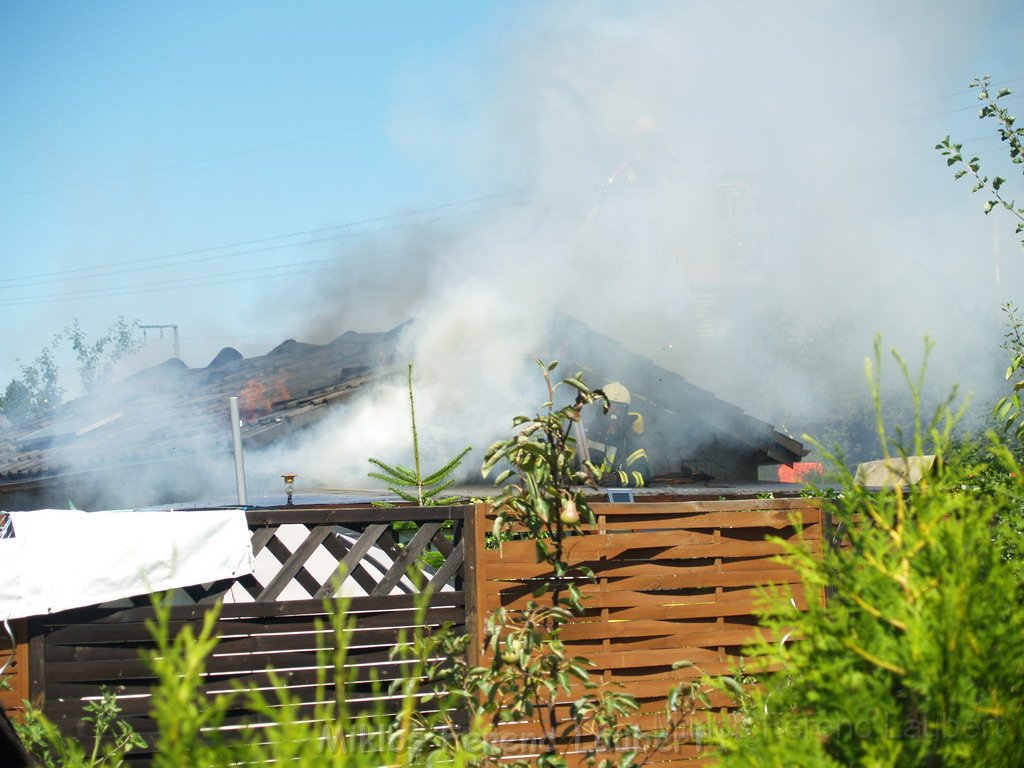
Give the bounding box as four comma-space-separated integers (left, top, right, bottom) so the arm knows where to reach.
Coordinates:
22, 504, 472, 762
472, 497, 825, 766
0, 617, 29, 720
7, 497, 824, 764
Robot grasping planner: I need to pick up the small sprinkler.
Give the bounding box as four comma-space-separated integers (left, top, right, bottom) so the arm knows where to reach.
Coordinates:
281, 473, 297, 505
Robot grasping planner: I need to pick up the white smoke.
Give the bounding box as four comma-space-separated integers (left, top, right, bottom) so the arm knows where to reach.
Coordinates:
251, 1, 1022, 485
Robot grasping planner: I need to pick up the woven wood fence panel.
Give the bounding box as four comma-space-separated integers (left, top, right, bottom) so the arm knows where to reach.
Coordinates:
28, 504, 471, 763
473, 497, 825, 766
0, 618, 29, 718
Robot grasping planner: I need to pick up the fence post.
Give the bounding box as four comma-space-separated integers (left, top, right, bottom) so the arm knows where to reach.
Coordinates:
463, 502, 488, 667
26, 617, 45, 710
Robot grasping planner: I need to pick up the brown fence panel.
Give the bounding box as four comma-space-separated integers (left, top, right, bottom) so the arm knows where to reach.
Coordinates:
0, 618, 29, 719
474, 497, 825, 765
28, 504, 471, 763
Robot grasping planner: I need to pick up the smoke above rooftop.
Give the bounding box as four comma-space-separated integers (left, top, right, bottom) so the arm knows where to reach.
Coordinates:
6, 2, 1017, 505
250, 2, 1017, 488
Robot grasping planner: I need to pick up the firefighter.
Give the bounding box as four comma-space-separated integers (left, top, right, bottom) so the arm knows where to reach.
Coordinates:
586, 381, 652, 488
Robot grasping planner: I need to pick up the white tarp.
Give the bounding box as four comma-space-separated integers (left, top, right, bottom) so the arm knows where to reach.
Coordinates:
0, 508, 254, 621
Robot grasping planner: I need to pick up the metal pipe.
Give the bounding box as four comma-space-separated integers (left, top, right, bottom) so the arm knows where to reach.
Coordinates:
229, 396, 248, 506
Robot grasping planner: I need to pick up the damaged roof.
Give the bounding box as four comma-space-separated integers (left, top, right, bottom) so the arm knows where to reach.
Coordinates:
0, 325, 406, 508
550, 314, 806, 476
0, 316, 804, 509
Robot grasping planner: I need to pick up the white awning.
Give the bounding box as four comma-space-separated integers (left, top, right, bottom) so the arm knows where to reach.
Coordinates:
0, 508, 254, 621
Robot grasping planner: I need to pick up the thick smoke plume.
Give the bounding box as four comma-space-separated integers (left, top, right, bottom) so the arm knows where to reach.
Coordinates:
249, 2, 1021, 488
18, 3, 1017, 505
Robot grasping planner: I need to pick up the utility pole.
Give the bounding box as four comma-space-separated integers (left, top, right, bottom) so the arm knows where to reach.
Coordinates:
140, 324, 180, 359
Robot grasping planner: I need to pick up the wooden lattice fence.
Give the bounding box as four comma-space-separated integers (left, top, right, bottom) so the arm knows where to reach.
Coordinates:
24, 504, 472, 762
9, 497, 825, 765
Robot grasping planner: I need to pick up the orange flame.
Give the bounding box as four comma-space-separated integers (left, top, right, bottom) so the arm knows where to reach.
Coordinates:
238, 378, 291, 421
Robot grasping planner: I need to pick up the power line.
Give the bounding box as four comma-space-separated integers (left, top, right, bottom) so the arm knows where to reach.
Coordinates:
0, 189, 526, 290
897, 76, 1024, 107
877, 144, 1016, 176
896, 93, 1024, 125
0, 258, 334, 305
0, 264, 333, 308
0, 200, 521, 308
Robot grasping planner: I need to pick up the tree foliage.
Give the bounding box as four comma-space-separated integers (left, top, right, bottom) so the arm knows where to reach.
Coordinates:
468, 361, 704, 767
367, 363, 471, 506
4, 346, 63, 425
65, 317, 144, 394
711, 342, 1024, 767
937, 75, 1024, 247
0, 317, 143, 426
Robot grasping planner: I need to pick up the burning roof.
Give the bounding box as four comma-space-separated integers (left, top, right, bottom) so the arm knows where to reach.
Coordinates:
0, 325, 405, 509
548, 314, 806, 479
0, 316, 805, 510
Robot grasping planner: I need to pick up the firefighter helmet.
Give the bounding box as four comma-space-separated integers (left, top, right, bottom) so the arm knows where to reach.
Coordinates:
602, 381, 631, 406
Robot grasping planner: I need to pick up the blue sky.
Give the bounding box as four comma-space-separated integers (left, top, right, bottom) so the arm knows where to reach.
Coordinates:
3, 1, 1024, 417
1, 1, 506, 383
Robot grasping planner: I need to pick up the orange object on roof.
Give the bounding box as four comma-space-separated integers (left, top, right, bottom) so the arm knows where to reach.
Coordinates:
778, 462, 824, 484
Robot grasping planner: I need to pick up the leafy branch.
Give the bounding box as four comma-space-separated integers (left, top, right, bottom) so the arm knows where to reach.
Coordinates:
470, 361, 702, 767
936, 75, 1024, 245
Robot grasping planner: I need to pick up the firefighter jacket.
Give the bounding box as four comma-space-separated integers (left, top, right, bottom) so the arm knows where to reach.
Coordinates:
587, 411, 652, 488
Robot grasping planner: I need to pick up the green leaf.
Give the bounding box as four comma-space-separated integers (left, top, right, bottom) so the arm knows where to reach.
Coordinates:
422, 446, 472, 483
562, 377, 592, 395
721, 676, 745, 696
367, 471, 414, 487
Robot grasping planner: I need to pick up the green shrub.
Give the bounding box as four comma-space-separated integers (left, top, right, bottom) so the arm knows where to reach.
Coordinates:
712, 341, 1024, 767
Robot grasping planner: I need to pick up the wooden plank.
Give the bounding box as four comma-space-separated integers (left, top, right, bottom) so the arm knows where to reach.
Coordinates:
487, 583, 807, 612
262, 534, 322, 598
559, 621, 762, 645
428, 539, 465, 591
430, 524, 455, 558
313, 523, 388, 599
45, 681, 456, 723
27, 616, 45, 708
464, 503, 485, 667
248, 525, 281, 556
491, 592, 807, 625
42, 604, 467, 646
487, 526, 819, 564
370, 522, 442, 597
483, 502, 821, 529
585, 508, 818, 531
42, 618, 468, 664
0, 618, 29, 716
483, 540, 811, 573
483, 542, 811, 578
43, 647, 432, 685
488, 706, 720, 740
44, 587, 466, 627
317, 528, 387, 597
256, 524, 335, 602
590, 498, 822, 516
562, 635, 723, 655
245, 505, 471, 526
